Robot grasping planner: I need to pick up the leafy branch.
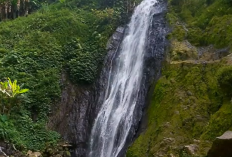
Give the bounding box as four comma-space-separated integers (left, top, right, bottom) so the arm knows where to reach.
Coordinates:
0, 78, 29, 114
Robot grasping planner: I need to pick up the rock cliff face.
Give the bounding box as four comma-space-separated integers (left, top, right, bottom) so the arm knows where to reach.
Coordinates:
48, 27, 125, 157
48, 0, 169, 156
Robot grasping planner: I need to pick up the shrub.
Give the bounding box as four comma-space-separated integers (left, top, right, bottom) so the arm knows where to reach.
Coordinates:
217, 66, 232, 97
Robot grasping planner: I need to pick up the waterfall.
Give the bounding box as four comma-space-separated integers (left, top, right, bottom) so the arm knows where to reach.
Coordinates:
88, 0, 162, 157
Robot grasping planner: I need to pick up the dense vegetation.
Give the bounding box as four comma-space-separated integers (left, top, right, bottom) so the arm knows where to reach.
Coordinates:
0, 0, 139, 153
168, 0, 232, 49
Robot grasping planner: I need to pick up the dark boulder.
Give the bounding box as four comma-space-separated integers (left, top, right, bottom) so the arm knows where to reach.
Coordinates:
207, 131, 232, 157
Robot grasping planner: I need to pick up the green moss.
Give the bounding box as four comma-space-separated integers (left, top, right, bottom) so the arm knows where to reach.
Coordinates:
201, 101, 232, 140
217, 66, 232, 97
168, 0, 232, 48
127, 62, 232, 156
202, 15, 232, 48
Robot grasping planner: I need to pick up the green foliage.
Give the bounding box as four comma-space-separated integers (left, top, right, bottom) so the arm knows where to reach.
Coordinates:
15, 114, 60, 150
0, 5, 116, 117
0, 78, 29, 114
179, 150, 193, 157
0, 77, 59, 150
68, 53, 99, 84
0, 114, 20, 143
0, 0, 120, 151
0, 78, 29, 98
201, 101, 232, 140
168, 0, 232, 48
217, 66, 232, 97
0, 113, 60, 150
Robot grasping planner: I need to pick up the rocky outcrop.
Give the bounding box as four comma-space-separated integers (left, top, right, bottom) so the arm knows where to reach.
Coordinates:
48, 27, 125, 157
207, 131, 232, 157
184, 144, 198, 155
170, 40, 198, 61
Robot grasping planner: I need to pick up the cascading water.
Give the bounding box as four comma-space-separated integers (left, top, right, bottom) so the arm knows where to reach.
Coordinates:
88, 0, 162, 157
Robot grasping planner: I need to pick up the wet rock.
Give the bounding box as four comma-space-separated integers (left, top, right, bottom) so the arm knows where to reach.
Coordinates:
106, 26, 125, 50
207, 131, 232, 157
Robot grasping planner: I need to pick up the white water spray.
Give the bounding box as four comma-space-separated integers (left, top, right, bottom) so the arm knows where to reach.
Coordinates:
89, 0, 158, 156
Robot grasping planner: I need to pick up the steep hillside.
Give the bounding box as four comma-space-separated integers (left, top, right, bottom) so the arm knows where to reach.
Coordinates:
0, 0, 121, 154
168, 0, 232, 49
127, 58, 232, 157
127, 0, 232, 156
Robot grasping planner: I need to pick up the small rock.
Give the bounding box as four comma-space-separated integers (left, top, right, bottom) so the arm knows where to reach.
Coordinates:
195, 115, 204, 121
27, 150, 41, 157
163, 122, 171, 128
160, 137, 175, 147
163, 137, 174, 143
169, 153, 176, 157
187, 91, 193, 96
156, 151, 165, 157
170, 79, 176, 84
184, 144, 198, 155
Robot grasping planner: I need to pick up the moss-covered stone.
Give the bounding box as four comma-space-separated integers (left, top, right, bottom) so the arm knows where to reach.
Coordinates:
170, 40, 198, 61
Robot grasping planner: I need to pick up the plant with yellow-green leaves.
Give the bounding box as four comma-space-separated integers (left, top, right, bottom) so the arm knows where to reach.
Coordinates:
0, 78, 29, 114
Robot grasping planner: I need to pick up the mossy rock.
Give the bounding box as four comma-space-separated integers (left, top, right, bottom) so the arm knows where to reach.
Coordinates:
170, 40, 198, 61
